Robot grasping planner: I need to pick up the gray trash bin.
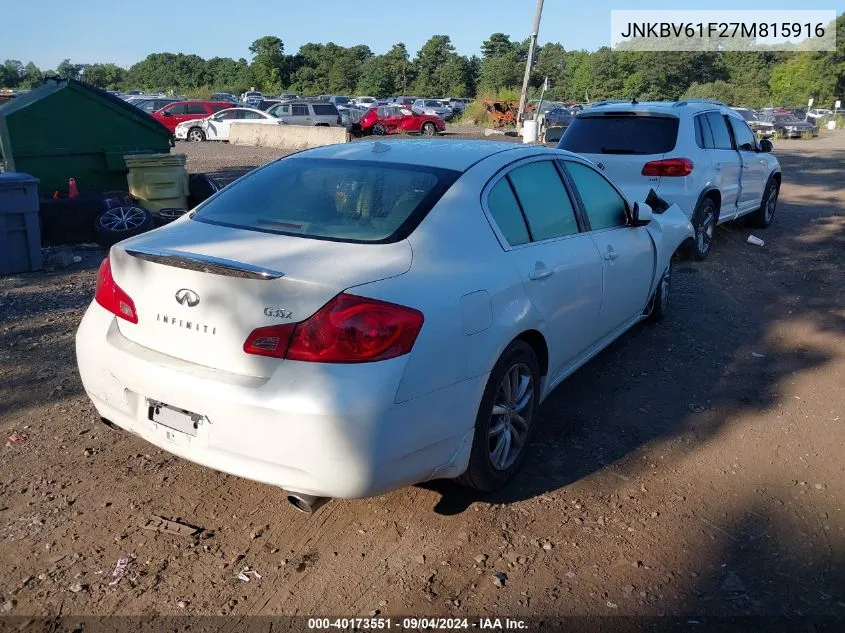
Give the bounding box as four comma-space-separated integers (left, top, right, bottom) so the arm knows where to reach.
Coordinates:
0, 172, 43, 275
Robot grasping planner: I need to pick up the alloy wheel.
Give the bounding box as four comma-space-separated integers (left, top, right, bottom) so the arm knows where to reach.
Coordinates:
659, 266, 670, 313
99, 207, 147, 232
488, 363, 534, 471
765, 184, 778, 222
697, 206, 715, 255
188, 129, 203, 142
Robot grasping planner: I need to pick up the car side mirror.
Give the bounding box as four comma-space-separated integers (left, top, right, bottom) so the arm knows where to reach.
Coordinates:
759, 139, 773, 153
631, 202, 652, 227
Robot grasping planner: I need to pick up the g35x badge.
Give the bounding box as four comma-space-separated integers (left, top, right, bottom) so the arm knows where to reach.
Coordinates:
264, 307, 293, 319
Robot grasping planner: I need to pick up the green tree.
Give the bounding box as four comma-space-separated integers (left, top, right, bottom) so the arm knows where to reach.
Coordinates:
56, 59, 85, 81
2, 60, 24, 88
82, 63, 126, 88
249, 36, 285, 92
481, 33, 516, 59
414, 35, 465, 96
22, 62, 43, 88
769, 54, 833, 106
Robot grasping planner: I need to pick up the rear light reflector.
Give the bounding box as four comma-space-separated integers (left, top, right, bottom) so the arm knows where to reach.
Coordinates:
243, 323, 295, 358
641, 158, 693, 177
243, 293, 424, 363
95, 256, 138, 324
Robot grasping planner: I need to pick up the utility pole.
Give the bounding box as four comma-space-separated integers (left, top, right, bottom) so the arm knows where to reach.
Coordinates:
516, 0, 544, 132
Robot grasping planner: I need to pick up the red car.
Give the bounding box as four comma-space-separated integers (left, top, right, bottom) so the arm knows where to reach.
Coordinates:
358, 105, 445, 136
152, 101, 231, 133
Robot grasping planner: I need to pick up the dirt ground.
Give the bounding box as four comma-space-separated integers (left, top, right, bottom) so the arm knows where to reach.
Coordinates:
0, 131, 843, 625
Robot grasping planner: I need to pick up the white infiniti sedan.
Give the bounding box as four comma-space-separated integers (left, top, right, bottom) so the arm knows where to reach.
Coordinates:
174, 107, 280, 142
76, 140, 693, 512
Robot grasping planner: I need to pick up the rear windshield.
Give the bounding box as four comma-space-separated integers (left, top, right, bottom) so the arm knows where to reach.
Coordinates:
192, 158, 460, 244
312, 104, 339, 115
559, 114, 679, 155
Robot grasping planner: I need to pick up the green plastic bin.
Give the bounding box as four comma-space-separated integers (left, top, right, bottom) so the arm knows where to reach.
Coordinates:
0, 78, 173, 195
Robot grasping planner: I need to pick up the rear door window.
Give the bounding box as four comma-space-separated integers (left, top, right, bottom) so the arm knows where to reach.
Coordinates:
292, 105, 309, 116
695, 114, 715, 149
486, 179, 530, 246
559, 114, 679, 155
185, 104, 207, 115
705, 112, 733, 149
193, 158, 460, 244
507, 161, 579, 241
312, 104, 338, 116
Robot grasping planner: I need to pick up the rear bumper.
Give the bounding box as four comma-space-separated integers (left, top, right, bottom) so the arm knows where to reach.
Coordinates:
75, 303, 481, 499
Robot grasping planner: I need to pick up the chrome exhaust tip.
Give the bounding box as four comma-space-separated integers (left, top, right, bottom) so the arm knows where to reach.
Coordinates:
286, 492, 330, 514
99, 417, 121, 431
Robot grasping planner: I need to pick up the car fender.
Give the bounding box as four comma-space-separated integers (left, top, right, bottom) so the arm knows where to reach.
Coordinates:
645, 203, 694, 292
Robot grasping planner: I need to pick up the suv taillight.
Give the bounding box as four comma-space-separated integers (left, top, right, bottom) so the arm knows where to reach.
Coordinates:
243, 293, 423, 363
642, 158, 693, 177
95, 256, 138, 324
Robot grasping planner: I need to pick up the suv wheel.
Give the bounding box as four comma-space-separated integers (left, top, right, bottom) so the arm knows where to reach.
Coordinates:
421, 122, 437, 136
749, 178, 779, 228
683, 197, 717, 261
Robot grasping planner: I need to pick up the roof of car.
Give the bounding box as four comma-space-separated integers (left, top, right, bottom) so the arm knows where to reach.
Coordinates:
290, 139, 565, 171
582, 99, 735, 117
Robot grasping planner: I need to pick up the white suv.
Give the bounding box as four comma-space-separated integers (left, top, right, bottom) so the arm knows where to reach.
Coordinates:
559, 100, 782, 259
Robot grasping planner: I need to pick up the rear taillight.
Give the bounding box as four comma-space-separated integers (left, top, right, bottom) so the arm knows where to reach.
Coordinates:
243, 293, 424, 363
641, 158, 693, 177
95, 256, 138, 324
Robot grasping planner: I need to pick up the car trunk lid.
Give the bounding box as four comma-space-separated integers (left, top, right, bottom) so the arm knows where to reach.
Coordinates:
110, 220, 412, 377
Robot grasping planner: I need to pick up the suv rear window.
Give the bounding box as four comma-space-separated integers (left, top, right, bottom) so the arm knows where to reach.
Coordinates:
559, 114, 679, 155
312, 104, 339, 116
193, 158, 460, 244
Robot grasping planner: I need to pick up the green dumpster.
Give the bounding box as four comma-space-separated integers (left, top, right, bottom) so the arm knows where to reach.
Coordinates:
0, 78, 173, 195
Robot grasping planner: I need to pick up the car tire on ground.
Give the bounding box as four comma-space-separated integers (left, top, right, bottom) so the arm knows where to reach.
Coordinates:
681, 196, 717, 261
748, 177, 780, 229
94, 206, 155, 247
421, 122, 437, 136
647, 262, 672, 323
459, 340, 540, 492
187, 127, 206, 142
371, 124, 386, 136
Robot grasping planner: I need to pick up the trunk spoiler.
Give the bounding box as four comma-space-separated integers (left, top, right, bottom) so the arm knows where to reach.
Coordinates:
124, 247, 284, 280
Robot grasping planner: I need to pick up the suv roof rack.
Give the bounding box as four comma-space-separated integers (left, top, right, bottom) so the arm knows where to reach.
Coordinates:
673, 98, 727, 108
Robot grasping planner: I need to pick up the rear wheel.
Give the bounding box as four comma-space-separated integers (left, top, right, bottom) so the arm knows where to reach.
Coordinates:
187, 127, 205, 142
459, 341, 540, 492
421, 122, 437, 136
748, 178, 779, 228
682, 196, 717, 261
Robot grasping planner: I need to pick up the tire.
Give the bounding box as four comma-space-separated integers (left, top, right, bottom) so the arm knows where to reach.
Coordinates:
371, 124, 386, 136
421, 122, 437, 136
187, 127, 205, 142
681, 196, 717, 261
94, 206, 155, 247
748, 177, 779, 228
647, 262, 671, 323
458, 340, 540, 492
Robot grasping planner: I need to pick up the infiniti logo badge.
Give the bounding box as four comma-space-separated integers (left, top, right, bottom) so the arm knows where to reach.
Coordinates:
175, 289, 200, 307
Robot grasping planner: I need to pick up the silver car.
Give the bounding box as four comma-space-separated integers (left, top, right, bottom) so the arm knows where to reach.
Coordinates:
267, 101, 342, 126
413, 99, 452, 120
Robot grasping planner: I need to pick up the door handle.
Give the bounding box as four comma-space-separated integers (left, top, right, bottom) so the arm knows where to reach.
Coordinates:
603, 250, 619, 261
528, 267, 553, 280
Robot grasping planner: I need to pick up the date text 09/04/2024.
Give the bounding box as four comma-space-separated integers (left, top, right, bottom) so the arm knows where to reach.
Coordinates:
307, 617, 528, 629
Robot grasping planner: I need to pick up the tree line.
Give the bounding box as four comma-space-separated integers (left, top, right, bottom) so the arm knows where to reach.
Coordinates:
1, 15, 842, 108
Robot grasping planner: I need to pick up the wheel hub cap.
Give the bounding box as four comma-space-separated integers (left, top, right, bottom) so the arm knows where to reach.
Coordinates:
488, 363, 534, 471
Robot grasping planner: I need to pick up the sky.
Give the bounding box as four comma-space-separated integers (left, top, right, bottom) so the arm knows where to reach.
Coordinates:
1, 0, 842, 70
